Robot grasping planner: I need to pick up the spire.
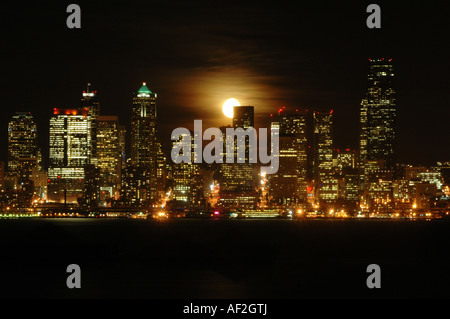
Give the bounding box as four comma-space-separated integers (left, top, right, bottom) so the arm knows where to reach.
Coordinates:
82, 83, 96, 97
138, 82, 152, 94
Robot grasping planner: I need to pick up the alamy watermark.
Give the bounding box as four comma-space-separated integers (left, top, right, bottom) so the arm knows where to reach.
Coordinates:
171, 120, 279, 175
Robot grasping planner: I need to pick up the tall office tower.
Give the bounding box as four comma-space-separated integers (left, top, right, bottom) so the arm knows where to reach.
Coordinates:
314, 110, 337, 204
171, 131, 203, 208
217, 106, 257, 211
156, 141, 167, 202
270, 109, 309, 209
130, 82, 158, 204
118, 125, 127, 169
360, 58, 396, 172
0, 161, 4, 189
7, 112, 40, 180
48, 108, 90, 203
96, 116, 121, 201
231, 105, 255, 191
81, 83, 100, 164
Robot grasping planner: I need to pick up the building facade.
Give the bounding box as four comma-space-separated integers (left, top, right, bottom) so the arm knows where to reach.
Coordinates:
270, 109, 309, 209
314, 110, 337, 205
7, 112, 41, 180
47, 108, 90, 203
360, 58, 397, 177
96, 115, 121, 202
130, 82, 158, 204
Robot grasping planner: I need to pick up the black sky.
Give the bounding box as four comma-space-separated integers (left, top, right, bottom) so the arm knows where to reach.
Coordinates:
0, 0, 449, 166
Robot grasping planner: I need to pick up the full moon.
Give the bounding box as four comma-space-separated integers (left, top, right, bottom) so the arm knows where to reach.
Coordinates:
222, 98, 240, 118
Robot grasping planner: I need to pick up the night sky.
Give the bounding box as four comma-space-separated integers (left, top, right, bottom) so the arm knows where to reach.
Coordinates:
1, 0, 449, 166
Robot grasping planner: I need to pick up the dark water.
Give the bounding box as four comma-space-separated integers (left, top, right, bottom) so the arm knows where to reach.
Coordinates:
1, 218, 450, 299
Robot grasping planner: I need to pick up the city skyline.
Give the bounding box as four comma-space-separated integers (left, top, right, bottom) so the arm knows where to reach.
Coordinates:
1, 69, 449, 217
1, 1, 450, 167
1, 64, 448, 170
3, 1, 450, 306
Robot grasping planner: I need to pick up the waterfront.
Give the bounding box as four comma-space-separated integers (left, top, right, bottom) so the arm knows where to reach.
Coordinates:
1, 217, 450, 299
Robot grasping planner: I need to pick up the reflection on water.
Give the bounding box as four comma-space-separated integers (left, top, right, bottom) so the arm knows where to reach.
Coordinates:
0, 218, 449, 299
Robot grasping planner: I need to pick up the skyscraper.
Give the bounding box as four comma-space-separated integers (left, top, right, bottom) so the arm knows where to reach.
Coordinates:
81, 83, 100, 165
118, 125, 127, 169
97, 115, 121, 201
270, 109, 309, 209
217, 106, 257, 211
156, 141, 167, 202
360, 58, 397, 171
171, 131, 201, 207
7, 112, 40, 180
130, 82, 158, 204
0, 161, 4, 190
359, 58, 396, 213
231, 105, 255, 191
314, 110, 337, 204
48, 108, 90, 203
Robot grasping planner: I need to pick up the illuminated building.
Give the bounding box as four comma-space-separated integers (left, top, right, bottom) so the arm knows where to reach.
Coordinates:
130, 82, 158, 203
172, 131, 191, 202
217, 106, 257, 210
29, 166, 47, 201
47, 108, 90, 203
404, 166, 443, 191
314, 110, 338, 204
410, 182, 437, 211
171, 131, 203, 208
232, 106, 254, 129
81, 83, 100, 165
360, 58, 397, 174
0, 161, 4, 189
231, 106, 255, 193
120, 163, 151, 207
270, 109, 309, 208
393, 177, 410, 211
96, 115, 121, 201
334, 149, 357, 170
366, 169, 394, 214
400, 166, 444, 212
333, 149, 359, 211
436, 162, 450, 186
156, 141, 167, 202
361, 160, 393, 214
83, 164, 101, 208
417, 171, 443, 192
7, 112, 41, 180
118, 125, 127, 169
339, 173, 359, 202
